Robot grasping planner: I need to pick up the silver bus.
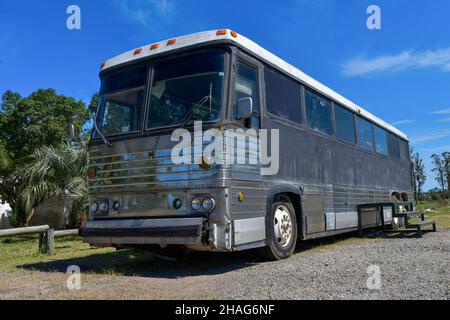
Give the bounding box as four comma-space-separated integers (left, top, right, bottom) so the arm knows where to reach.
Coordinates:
81, 30, 413, 259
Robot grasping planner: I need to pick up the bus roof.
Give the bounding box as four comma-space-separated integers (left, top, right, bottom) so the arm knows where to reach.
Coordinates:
101, 29, 408, 141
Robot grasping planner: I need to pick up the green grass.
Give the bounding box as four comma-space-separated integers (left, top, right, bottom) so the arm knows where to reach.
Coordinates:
0, 236, 181, 299
416, 201, 450, 229
0, 235, 162, 275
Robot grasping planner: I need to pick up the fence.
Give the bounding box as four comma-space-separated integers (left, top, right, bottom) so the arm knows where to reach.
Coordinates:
0, 225, 79, 254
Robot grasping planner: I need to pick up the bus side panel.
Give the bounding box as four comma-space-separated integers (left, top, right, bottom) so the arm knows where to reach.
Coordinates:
262, 116, 412, 237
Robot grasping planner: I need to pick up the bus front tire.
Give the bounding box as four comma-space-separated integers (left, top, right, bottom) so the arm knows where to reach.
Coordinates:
260, 196, 297, 260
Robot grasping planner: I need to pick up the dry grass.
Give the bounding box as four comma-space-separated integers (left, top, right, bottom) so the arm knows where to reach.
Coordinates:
416, 201, 450, 229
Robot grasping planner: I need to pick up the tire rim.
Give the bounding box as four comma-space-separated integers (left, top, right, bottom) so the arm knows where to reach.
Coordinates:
273, 204, 293, 248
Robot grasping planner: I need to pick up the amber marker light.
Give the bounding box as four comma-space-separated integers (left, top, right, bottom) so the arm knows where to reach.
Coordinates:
150, 43, 160, 50
167, 39, 177, 45
238, 192, 245, 202
100, 61, 106, 69
134, 48, 143, 55
87, 167, 97, 178
230, 31, 238, 38
199, 155, 211, 169
216, 29, 227, 35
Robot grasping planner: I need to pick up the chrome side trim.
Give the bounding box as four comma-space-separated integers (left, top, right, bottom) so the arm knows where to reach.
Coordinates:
335, 212, 358, 229
233, 217, 265, 246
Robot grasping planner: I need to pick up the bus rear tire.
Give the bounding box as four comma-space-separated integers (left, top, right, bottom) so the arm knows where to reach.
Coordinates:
260, 196, 297, 260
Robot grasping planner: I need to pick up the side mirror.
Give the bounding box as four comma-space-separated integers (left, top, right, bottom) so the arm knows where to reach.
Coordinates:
237, 97, 253, 120
68, 124, 76, 141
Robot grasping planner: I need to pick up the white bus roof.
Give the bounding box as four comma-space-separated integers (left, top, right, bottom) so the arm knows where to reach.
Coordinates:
101, 29, 408, 141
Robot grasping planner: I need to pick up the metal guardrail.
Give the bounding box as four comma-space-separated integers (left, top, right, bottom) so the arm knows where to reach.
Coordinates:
0, 226, 79, 254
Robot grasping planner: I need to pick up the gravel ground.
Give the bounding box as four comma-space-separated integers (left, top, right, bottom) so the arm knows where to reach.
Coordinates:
1, 230, 449, 300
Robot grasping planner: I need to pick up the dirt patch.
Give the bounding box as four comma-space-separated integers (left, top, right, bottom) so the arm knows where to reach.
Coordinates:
0, 231, 448, 300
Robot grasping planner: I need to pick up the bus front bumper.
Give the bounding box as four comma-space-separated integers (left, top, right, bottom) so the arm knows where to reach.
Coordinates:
79, 217, 206, 246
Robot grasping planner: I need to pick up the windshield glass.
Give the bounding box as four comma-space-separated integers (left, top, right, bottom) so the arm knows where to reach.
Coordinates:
94, 66, 148, 138
147, 50, 225, 129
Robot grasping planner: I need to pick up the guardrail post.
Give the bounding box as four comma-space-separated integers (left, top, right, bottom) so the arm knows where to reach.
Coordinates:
47, 229, 55, 254
39, 229, 55, 254
1, 225, 76, 255
38, 233, 45, 253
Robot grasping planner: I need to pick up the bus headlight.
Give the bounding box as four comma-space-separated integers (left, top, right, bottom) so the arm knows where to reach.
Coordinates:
90, 201, 99, 213
173, 198, 182, 210
112, 201, 120, 211
202, 197, 216, 211
98, 200, 109, 214
191, 198, 202, 211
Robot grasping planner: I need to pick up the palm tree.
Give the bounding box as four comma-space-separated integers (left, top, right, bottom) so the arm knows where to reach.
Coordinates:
0, 143, 11, 171
18, 143, 87, 226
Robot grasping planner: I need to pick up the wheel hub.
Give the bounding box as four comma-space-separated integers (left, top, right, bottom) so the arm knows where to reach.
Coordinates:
273, 204, 293, 248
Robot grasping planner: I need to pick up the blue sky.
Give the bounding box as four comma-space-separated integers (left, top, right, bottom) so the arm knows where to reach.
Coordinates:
1, 0, 449, 190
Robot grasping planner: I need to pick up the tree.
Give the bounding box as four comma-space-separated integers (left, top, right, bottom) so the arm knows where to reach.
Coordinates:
0, 89, 88, 160
88, 92, 99, 120
411, 149, 426, 202
0, 89, 89, 225
431, 154, 447, 202
18, 143, 87, 226
444, 151, 450, 197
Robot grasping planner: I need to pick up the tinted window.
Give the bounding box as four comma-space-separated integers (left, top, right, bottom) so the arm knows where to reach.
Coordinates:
264, 67, 302, 124
335, 104, 355, 144
357, 116, 374, 150
236, 61, 260, 129
374, 126, 388, 155
101, 66, 148, 94
399, 138, 409, 161
305, 88, 333, 135
147, 51, 225, 129
95, 65, 148, 137
388, 133, 400, 158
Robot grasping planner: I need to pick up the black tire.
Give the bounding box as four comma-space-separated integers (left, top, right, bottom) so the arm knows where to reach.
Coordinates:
260, 195, 298, 260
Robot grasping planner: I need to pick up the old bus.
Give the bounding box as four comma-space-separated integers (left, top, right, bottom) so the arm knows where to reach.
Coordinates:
81, 30, 413, 259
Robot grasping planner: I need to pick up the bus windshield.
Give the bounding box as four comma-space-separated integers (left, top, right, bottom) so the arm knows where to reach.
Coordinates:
146, 50, 225, 129
94, 66, 148, 138
94, 50, 225, 139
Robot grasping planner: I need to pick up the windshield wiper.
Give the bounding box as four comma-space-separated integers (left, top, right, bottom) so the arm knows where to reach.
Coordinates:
93, 104, 112, 147
180, 83, 213, 129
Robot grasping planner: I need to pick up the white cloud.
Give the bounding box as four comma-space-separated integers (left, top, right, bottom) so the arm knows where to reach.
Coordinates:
431, 108, 450, 115
416, 145, 450, 154
391, 119, 416, 125
437, 117, 450, 123
151, 0, 174, 16
410, 129, 450, 144
341, 47, 450, 77
114, 0, 175, 28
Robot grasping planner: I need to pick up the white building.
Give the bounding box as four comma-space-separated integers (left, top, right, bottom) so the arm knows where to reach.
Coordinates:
0, 201, 12, 229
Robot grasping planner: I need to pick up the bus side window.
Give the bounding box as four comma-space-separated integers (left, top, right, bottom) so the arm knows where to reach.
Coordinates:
264, 67, 302, 124
305, 88, 333, 135
388, 133, 400, 159
374, 125, 388, 155
235, 61, 260, 129
398, 138, 410, 161
335, 103, 356, 144
357, 116, 374, 151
